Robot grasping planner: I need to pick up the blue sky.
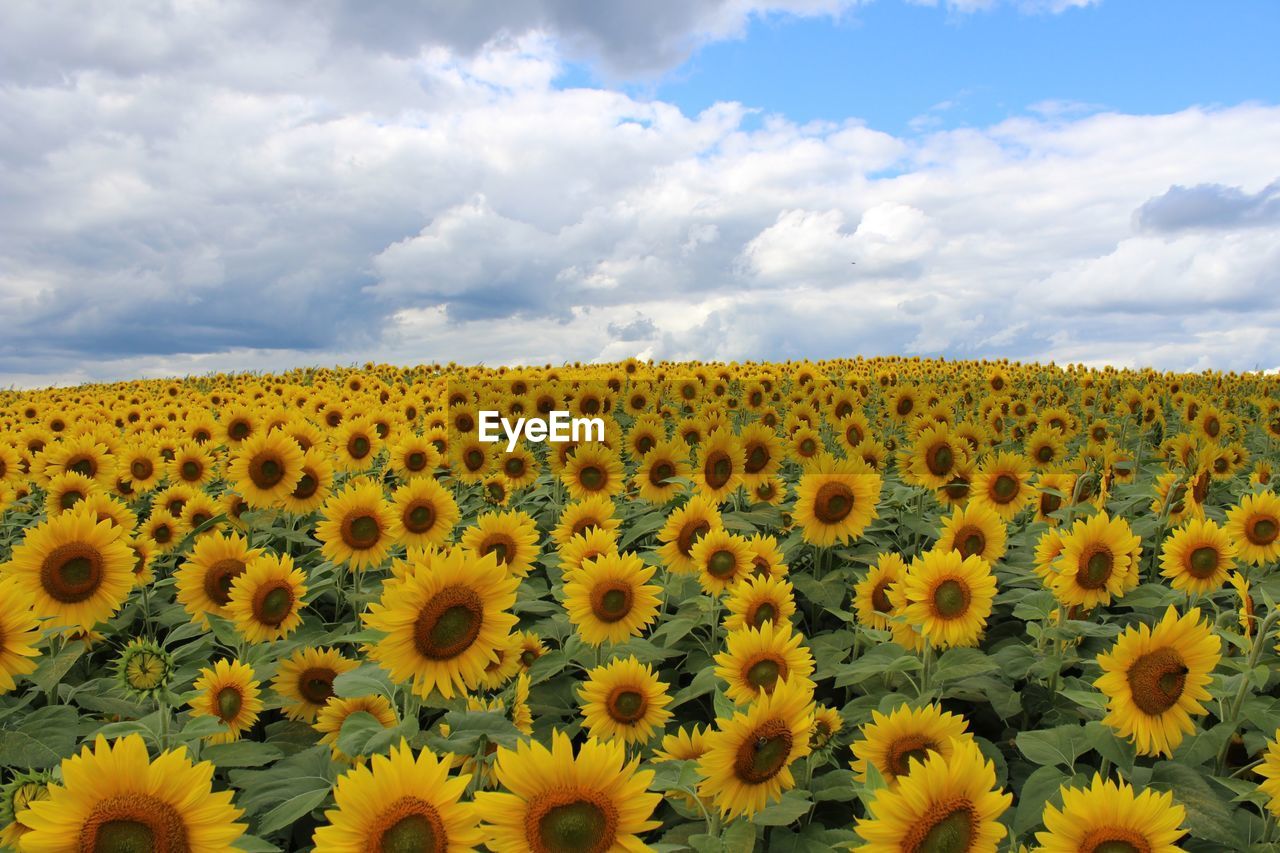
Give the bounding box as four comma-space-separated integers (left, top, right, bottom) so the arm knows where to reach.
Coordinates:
1, 0, 1279, 385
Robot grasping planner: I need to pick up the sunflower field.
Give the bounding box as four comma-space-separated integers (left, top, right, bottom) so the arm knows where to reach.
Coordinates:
0, 359, 1278, 852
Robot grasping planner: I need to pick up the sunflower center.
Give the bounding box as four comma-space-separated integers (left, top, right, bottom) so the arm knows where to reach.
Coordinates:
707, 550, 737, 579
349, 436, 371, 459
1036, 445, 1054, 463
1040, 492, 1062, 515
413, 586, 484, 660
504, 457, 526, 478
1188, 546, 1220, 578
40, 544, 104, 604
955, 527, 985, 559
991, 474, 1018, 502
926, 444, 954, 477
1248, 517, 1278, 546
292, 472, 318, 500
78, 793, 189, 853
677, 520, 712, 557
406, 451, 428, 471
1080, 827, 1152, 853
250, 455, 284, 490
180, 461, 200, 481
131, 460, 154, 480
529, 794, 617, 853
932, 579, 970, 619
203, 559, 246, 607
733, 718, 794, 784
903, 798, 977, 853
372, 797, 447, 853
607, 688, 647, 723
649, 461, 675, 486
813, 481, 854, 524
253, 583, 295, 627
464, 449, 485, 471
887, 735, 936, 778
482, 535, 515, 565
591, 583, 633, 623
746, 657, 783, 691
705, 452, 732, 488
1077, 547, 1114, 589
579, 465, 605, 491
229, 420, 250, 440
750, 602, 777, 627
636, 435, 655, 455
896, 397, 914, 416
298, 667, 337, 705
1126, 647, 1188, 716
217, 687, 242, 722
871, 580, 893, 613
745, 445, 769, 474
405, 503, 436, 534
343, 514, 382, 549
798, 438, 817, 456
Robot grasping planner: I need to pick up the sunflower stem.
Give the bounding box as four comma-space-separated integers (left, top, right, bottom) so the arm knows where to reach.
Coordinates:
919, 640, 934, 699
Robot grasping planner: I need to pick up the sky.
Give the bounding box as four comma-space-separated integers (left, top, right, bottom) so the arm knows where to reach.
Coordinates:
1, 0, 1278, 387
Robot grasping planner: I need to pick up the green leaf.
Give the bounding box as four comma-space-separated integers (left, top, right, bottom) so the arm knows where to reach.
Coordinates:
331, 663, 394, 699
932, 648, 998, 683
256, 787, 331, 837
0, 705, 79, 769
752, 790, 813, 826
1148, 761, 1245, 849
1012, 766, 1081, 836
29, 643, 85, 693
201, 740, 285, 768
1016, 724, 1090, 769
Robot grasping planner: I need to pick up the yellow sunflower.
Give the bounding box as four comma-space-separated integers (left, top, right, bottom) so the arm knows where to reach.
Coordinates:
168, 442, 216, 488
656, 495, 723, 574
578, 655, 674, 745
1159, 517, 1237, 594
0, 576, 41, 694
850, 702, 973, 786
16, 734, 245, 853
633, 438, 691, 504
557, 526, 619, 575
272, 646, 359, 723
189, 658, 263, 744
561, 444, 626, 502
312, 740, 483, 853
714, 620, 815, 704
1256, 729, 1280, 817
43, 470, 99, 516
364, 547, 519, 699
175, 531, 263, 628
226, 428, 305, 509
388, 433, 441, 480
550, 495, 622, 546
315, 695, 400, 764
278, 448, 333, 515
1049, 511, 1142, 608
6, 506, 134, 630
901, 549, 997, 649
723, 573, 796, 632
853, 552, 907, 631
1095, 605, 1221, 757
971, 450, 1034, 520
794, 452, 882, 547
935, 501, 1008, 564
1033, 471, 1077, 525
739, 422, 782, 486
315, 477, 402, 571
1224, 491, 1280, 566
1035, 773, 1186, 853
391, 476, 459, 549
854, 737, 1011, 852
562, 551, 662, 646
693, 428, 745, 503
475, 731, 661, 853
460, 510, 540, 578
696, 677, 815, 818
906, 423, 969, 490
226, 551, 308, 644
690, 527, 754, 595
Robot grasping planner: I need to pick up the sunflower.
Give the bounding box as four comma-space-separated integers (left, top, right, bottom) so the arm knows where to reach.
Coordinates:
227, 428, 305, 509
0, 770, 51, 851
16, 734, 245, 853
550, 495, 621, 546
169, 442, 216, 488
853, 552, 907, 631
714, 620, 815, 705
44, 470, 99, 515
794, 453, 882, 547
1256, 730, 1280, 818
1034, 775, 1187, 853
175, 530, 263, 627
971, 451, 1034, 520
562, 551, 662, 646
854, 737, 1011, 853
1224, 491, 1280, 566
460, 510, 540, 578
656, 495, 723, 574
6, 507, 134, 630
315, 695, 400, 763
272, 646, 359, 723
739, 422, 782, 486
1049, 511, 1142, 608
723, 573, 796, 632
113, 637, 174, 701
633, 438, 691, 504
312, 740, 483, 853
935, 502, 1007, 564
141, 508, 182, 554
476, 731, 661, 853
578, 655, 674, 745
0, 576, 40, 694
901, 549, 996, 649
654, 724, 711, 763
497, 445, 540, 490
696, 677, 814, 818
561, 444, 626, 502
189, 658, 263, 744
558, 526, 619, 574
38, 434, 117, 487
850, 702, 972, 786
906, 424, 968, 490
226, 551, 308, 644
277, 448, 333, 515
364, 547, 519, 699
333, 416, 381, 472
1034, 471, 1076, 525
1024, 425, 1067, 470
787, 425, 824, 464
389, 432, 441, 480
1095, 605, 1221, 757
391, 476, 459, 549
690, 428, 744, 503
1159, 517, 1237, 595
690, 527, 754, 595
316, 477, 402, 571
749, 473, 788, 506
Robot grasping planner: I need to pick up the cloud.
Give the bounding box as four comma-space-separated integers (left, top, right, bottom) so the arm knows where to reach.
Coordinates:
1134, 180, 1280, 232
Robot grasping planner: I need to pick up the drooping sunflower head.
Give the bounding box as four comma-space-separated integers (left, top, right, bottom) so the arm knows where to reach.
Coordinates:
0, 769, 51, 851
226, 551, 308, 644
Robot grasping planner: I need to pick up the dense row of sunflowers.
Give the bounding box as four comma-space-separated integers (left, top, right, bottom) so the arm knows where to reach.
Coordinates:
0, 357, 1277, 852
